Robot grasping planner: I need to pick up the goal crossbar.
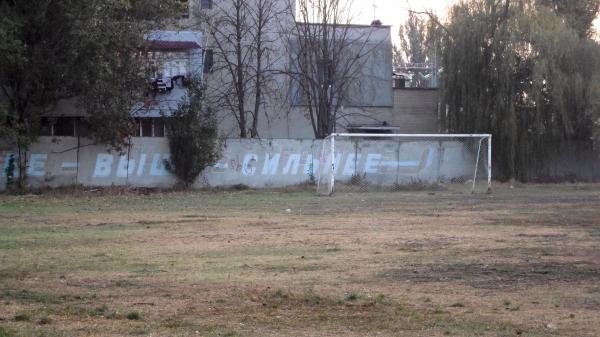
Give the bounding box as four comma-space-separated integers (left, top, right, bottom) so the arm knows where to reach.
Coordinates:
318, 133, 493, 195
329, 133, 492, 138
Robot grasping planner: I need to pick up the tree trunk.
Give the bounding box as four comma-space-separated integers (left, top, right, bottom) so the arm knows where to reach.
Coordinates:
236, 0, 247, 138
16, 141, 28, 191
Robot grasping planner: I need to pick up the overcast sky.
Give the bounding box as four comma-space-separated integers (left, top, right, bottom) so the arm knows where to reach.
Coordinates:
351, 0, 453, 44
353, 0, 452, 24
350, 0, 600, 44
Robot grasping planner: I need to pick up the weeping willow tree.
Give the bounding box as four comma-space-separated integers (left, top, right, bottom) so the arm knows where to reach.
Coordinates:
440, 0, 600, 181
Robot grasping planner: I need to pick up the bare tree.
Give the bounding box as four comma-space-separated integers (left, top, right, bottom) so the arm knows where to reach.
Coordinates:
282, 0, 384, 139
248, 0, 282, 137
196, 0, 281, 138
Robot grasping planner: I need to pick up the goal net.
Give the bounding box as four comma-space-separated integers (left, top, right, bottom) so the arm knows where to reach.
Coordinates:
316, 133, 492, 195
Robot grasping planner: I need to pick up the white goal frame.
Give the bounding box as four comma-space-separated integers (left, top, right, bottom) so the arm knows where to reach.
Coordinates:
317, 133, 492, 195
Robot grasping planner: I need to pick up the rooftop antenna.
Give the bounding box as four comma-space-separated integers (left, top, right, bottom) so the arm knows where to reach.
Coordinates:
372, 0, 378, 20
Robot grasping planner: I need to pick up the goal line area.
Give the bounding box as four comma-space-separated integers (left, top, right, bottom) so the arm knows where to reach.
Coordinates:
316, 133, 492, 196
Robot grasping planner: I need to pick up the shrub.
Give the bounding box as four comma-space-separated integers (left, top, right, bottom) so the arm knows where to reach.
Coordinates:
165, 79, 220, 188
36, 315, 51, 325
344, 292, 359, 301
126, 311, 142, 320
0, 328, 12, 337
13, 313, 29, 322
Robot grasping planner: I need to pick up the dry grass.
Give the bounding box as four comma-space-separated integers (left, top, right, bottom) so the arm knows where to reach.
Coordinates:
0, 184, 599, 336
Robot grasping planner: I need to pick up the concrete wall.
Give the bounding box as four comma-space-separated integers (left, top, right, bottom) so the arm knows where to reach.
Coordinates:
524, 141, 600, 182
0, 137, 480, 190
391, 89, 439, 133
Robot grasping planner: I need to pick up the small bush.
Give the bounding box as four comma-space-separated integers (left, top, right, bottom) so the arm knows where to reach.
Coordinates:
229, 184, 249, 191
374, 294, 392, 305
273, 289, 288, 299
303, 290, 321, 305
165, 79, 220, 188
126, 311, 142, 320
349, 174, 365, 185
89, 304, 109, 317
13, 313, 29, 322
36, 315, 52, 325
105, 311, 120, 319
344, 292, 359, 301
433, 306, 446, 314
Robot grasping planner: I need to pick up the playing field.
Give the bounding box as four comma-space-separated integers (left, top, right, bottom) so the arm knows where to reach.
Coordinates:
0, 185, 599, 336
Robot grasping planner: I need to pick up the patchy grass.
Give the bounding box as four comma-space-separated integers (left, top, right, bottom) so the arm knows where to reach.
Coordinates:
0, 327, 13, 337
0, 184, 599, 336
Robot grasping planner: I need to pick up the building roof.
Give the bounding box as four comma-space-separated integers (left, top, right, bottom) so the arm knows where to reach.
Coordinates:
145, 30, 203, 51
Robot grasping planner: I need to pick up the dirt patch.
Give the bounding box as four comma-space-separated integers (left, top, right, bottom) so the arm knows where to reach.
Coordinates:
380, 261, 600, 290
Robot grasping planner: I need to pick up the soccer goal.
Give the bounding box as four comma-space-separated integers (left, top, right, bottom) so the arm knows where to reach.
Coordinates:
316, 133, 492, 196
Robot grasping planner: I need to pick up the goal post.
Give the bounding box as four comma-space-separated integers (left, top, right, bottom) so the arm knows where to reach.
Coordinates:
316, 133, 492, 195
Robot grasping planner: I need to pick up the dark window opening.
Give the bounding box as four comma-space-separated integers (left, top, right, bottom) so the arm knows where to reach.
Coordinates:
135, 118, 165, 137
346, 123, 401, 135
153, 118, 165, 137
141, 119, 153, 137
203, 49, 213, 73
39, 117, 90, 137
40, 118, 53, 136
54, 117, 76, 136
133, 119, 141, 137
393, 77, 406, 89
76, 118, 90, 137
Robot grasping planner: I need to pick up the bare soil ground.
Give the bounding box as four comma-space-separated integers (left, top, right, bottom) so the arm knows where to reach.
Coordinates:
0, 184, 599, 336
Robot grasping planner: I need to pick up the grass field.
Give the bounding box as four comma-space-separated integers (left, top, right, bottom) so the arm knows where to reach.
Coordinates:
0, 184, 599, 337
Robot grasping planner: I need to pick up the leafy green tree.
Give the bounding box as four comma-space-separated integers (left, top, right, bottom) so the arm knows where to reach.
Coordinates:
395, 12, 443, 88
398, 12, 428, 65
396, 11, 444, 67
164, 80, 221, 188
0, 0, 175, 189
537, 0, 600, 38
440, 0, 600, 180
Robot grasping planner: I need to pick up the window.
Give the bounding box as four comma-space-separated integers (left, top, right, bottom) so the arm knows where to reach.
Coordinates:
203, 49, 213, 73
133, 119, 140, 137
141, 119, 153, 137
153, 118, 165, 137
40, 118, 53, 136
54, 117, 76, 136
201, 0, 212, 9
136, 118, 165, 137
75, 118, 90, 137
39, 117, 90, 137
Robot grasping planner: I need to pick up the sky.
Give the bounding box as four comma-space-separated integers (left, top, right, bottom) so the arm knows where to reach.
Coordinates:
350, 0, 600, 45
351, 0, 454, 44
